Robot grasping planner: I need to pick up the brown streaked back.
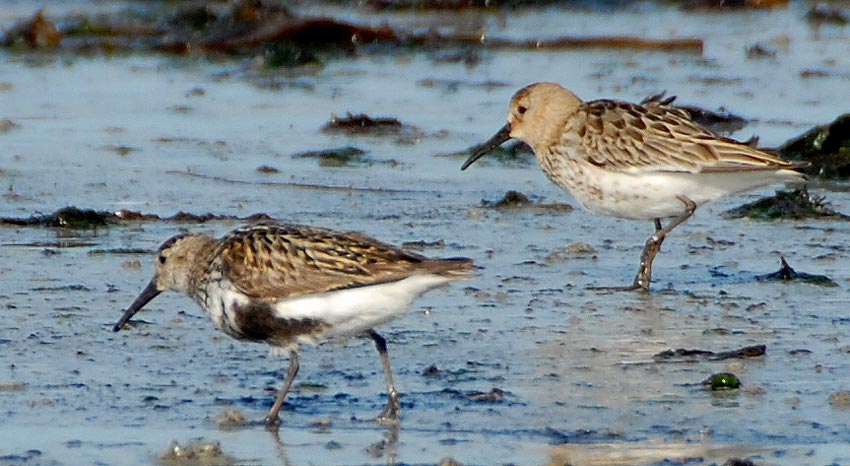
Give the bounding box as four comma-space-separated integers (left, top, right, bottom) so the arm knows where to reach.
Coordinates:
209, 222, 473, 301
570, 95, 803, 176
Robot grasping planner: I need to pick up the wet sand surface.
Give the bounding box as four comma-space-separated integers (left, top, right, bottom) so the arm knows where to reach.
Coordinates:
1, 2, 850, 465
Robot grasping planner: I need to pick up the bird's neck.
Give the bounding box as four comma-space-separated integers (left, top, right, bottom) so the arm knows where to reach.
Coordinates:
183, 236, 219, 295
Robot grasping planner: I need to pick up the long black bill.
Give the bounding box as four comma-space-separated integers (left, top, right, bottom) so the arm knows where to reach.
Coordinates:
460, 123, 512, 171
113, 279, 161, 332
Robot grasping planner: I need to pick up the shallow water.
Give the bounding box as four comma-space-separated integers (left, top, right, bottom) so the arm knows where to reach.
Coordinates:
2, 1, 850, 465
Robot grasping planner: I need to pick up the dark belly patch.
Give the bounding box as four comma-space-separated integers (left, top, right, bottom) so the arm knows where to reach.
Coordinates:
231, 302, 328, 346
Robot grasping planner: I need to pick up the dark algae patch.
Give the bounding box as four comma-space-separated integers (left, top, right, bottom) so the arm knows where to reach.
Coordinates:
644, 93, 748, 136
755, 256, 838, 287
48, 207, 111, 229
0, 1, 703, 62
291, 146, 369, 167
0, 118, 21, 133
677, 103, 747, 136
452, 141, 534, 167
320, 113, 427, 144
482, 190, 573, 212
724, 188, 850, 220
778, 113, 850, 179
722, 460, 757, 466
804, 4, 850, 26
0, 207, 274, 227
440, 387, 510, 403
654, 344, 766, 363
0, 206, 113, 229
322, 113, 404, 136
486, 190, 533, 208
256, 165, 280, 174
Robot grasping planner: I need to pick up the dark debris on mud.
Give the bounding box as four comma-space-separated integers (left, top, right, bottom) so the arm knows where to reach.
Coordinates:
441, 387, 509, 403
0, 450, 57, 466
723, 188, 850, 221
0, 1, 703, 64
321, 113, 405, 136
778, 112, 850, 179
449, 141, 534, 167
680, 0, 789, 11
755, 256, 838, 287
486, 190, 533, 208
679, 103, 748, 136
289, 146, 393, 167
0, 118, 21, 133
0, 206, 273, 229
654, 344, 765, 363
804, 4, 850, 26
722, 459, 757, 466
644, 93, 748, 136
482, 190, 574, 213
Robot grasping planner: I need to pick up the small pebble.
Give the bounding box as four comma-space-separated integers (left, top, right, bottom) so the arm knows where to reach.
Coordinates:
324, 440, 342, 450
213, 408, 247, 430
123, 260, 142, 269
828, 390, 850, 408
438, 458, 463, 466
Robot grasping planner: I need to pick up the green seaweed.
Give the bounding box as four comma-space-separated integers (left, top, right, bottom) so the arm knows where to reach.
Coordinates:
49, 206, 112, 228
778, 113, 850, 179
723, 188, 850, 221
704, 372, 741, 391
261, 42, 321, 67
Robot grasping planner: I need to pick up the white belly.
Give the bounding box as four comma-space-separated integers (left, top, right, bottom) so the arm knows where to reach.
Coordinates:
552, 163, 801, 221
273, 274, 455, 339
201, 274, 457, 348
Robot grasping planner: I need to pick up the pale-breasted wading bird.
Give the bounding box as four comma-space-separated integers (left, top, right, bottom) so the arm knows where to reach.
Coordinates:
113, 221, 473, 426
461, 82, 805, 291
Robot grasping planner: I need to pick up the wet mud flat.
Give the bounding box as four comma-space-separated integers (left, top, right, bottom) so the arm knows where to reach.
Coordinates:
2, 1, 850, 465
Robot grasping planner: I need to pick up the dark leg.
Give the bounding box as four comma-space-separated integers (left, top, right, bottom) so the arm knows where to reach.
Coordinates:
265, 350, 299, 428
630, 196, 697, 290
590, 196, 696, 292
628, 218, 668, 291
368, 329, 400, 423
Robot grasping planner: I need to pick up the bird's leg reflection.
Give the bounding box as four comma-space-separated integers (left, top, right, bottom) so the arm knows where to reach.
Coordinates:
265, 416, 399, 466
266, 428, 294, 466
383, 422, 400, 466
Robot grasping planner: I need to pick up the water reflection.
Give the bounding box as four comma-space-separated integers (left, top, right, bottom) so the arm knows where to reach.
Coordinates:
266, 422, 400, 466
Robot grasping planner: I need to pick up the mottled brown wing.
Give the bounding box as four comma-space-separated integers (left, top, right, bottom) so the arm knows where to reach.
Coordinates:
213, 222, 469, 301
569, 98, 798, 174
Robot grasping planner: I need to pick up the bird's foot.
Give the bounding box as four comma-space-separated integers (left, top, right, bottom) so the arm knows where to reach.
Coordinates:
263, 414, 282, 430
375, 399, 401, 425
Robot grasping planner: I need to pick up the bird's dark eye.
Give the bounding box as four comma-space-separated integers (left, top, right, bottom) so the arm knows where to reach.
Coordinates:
517, 105, 528, 115
158, 254, 167, 264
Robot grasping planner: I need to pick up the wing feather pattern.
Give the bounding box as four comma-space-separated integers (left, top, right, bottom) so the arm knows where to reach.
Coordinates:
564, 96, 801, 174
211, 222, 471, 301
